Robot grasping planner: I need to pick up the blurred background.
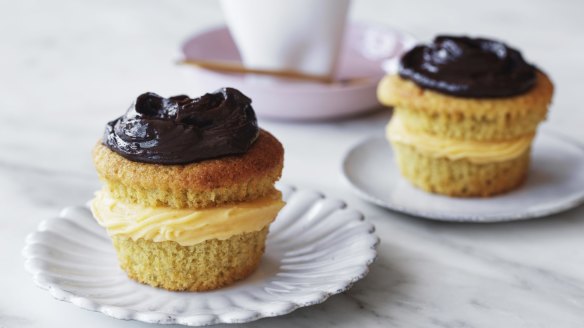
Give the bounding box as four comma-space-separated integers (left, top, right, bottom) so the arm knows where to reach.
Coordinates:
2, 0, 581, 187
2, 0, 581, 120
2, 0, 582, 191
2, 1, 584, 327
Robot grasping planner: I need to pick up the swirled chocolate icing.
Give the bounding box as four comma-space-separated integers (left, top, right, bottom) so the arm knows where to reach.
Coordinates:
103, 88, 259, 164
399, 35, 537, 98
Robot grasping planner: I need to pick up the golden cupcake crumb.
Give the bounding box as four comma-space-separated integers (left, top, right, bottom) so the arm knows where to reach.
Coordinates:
93, 129, 284, 291
392, 142, 529, 197
378, 71, 553, 141
379, 70, 553, 197
93, 130, 284, 209
112, 228, 268, 291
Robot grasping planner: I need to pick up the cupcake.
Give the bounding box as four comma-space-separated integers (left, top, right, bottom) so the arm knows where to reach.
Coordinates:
378, 36, 554, 197
90, 88, 285, 291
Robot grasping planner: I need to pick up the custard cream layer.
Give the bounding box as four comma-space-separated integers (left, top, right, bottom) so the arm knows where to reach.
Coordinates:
386, 115, 534, 164
90, 190, 285, 246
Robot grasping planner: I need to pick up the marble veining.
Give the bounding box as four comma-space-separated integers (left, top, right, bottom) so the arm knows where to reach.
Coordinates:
3, 0, 584, 327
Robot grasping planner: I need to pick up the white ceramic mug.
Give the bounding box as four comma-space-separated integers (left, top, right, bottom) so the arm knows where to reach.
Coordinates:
220, 0, 351, 79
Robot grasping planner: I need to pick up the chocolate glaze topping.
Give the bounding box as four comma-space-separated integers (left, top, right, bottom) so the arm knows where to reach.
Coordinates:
399, 35, 537, 98
103, 88, 259, 164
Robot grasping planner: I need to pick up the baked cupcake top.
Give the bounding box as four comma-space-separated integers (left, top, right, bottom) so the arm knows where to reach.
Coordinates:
103, 88, 258, 164
399, 35, 536, 98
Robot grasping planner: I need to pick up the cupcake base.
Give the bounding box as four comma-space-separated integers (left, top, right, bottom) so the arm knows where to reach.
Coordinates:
112, 228, 268, 291
392, 143, 530, 197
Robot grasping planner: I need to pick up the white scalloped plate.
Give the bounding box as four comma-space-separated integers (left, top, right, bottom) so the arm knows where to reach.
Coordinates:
342, 130, 584, 222
23, 184, 378, 326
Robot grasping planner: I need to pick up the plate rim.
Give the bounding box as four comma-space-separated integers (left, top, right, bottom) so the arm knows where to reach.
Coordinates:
23, 183, 379, 326
180, 21, 417, 95
342, 129, 584, 223
179, 22, 417, 121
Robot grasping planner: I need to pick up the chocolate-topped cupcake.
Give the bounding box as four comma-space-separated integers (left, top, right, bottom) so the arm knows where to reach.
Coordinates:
377, 36, 554, 197
91, 88, 285, 291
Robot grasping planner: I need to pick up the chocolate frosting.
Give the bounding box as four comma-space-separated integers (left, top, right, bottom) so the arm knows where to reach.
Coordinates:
399, 35, 537, 98
103, 88, 259, 164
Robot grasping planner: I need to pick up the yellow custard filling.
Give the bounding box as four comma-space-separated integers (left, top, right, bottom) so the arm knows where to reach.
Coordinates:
386, 115, 534, 164
90, 189, 285, 246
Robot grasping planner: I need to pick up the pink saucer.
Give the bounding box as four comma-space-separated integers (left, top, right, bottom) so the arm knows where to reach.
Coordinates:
181, 23, 415, 121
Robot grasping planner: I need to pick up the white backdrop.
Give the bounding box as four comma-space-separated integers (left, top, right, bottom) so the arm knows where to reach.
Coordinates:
1, 1, 584, 327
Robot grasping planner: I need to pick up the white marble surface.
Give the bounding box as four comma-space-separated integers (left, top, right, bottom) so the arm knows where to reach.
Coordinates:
2, 0, 584, 327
